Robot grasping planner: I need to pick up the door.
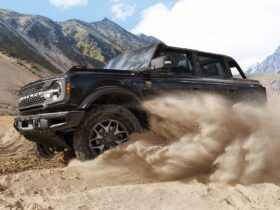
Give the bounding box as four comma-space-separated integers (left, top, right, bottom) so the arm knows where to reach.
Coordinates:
196, 53, 233, 96
225, 58, 260, 102
144, 48, 204, 96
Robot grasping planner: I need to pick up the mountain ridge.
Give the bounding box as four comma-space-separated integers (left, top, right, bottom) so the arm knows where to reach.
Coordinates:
0, 9, 160, 76
247, 47, 280, 74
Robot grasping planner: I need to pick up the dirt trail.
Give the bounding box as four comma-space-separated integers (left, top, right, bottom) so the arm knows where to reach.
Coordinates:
0, 117, 65, 175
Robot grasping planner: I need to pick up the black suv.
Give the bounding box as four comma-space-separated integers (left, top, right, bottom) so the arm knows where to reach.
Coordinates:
14, 43, 266, 160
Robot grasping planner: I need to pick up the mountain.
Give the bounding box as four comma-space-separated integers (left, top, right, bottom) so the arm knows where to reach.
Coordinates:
0, 9, 99, 75
137, 33, 161, 45
89, 18, 157, 51
247, 47, 280, 74
0, 9, 160, 76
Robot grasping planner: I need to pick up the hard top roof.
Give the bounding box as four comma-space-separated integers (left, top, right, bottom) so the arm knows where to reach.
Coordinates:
156, 42, 233, 59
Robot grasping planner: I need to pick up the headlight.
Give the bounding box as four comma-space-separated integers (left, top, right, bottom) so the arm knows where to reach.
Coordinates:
44, 81, 63, 101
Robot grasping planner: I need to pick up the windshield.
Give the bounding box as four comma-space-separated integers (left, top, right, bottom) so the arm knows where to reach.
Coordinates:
104, 45, 156, 70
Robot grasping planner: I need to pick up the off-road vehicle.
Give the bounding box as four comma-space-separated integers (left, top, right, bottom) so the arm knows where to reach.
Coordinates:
14, 43, 266, 160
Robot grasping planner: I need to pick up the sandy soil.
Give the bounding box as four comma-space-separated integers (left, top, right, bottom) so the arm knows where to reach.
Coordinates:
0, 118, 279, 210
0, 76, 280, 210
0, 117, 65, 175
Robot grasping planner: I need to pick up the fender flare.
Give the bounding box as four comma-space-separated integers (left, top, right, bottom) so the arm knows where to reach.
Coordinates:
78, 86, 141, 109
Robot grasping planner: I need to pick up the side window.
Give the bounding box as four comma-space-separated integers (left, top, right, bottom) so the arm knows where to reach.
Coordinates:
228, 60, 243, 79
160, 51, 194, 76
198, 54, 229, 79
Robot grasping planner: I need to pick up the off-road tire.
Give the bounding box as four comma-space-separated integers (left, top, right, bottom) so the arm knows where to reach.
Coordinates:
73, 104, 142, 161
33, 142, 55, 159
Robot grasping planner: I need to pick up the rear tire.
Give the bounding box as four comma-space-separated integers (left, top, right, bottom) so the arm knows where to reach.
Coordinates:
33, 142, 55, 159
73, 105, 142, 161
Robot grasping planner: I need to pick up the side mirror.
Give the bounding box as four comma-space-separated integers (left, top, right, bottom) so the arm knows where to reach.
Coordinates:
150, 56, 173, 71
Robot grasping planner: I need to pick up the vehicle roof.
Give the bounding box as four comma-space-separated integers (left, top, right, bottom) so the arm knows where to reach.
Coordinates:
66, 43, 236, 74
157, 42, 233, 59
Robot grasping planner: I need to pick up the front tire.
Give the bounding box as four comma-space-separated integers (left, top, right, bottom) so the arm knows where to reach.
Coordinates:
73, 105, 142, 161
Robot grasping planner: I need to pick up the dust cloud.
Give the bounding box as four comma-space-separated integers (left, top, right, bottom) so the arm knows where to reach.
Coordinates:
72, 93, 280, 185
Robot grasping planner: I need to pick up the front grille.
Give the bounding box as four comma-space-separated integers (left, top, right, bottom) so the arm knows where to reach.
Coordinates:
19, 81, 46, 110
19, 95, 45, 108
20, 82, 44, 96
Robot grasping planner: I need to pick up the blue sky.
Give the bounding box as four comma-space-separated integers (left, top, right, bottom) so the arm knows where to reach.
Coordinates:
0, 0, 176, 29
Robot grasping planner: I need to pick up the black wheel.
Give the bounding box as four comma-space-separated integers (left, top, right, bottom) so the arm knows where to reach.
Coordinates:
73, 105, 142, 161
33, 142, 55, 159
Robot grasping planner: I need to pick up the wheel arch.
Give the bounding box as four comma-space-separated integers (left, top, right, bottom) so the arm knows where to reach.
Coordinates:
78, 86, 149, 129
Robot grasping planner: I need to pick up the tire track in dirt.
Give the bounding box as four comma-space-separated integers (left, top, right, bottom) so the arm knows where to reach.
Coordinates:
0, 117, 66, 175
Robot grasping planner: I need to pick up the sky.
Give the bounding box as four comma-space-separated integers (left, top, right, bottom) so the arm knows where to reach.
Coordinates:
1, 0, 280, 68
0, 0, 176, 29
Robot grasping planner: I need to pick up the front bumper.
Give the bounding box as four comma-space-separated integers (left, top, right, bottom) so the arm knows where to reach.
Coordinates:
14, 111, 85, 133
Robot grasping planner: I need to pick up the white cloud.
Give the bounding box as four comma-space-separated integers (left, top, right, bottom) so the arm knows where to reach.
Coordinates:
132, 0, 280, 68
49, 0, 88, 9
110, 0, 136, 21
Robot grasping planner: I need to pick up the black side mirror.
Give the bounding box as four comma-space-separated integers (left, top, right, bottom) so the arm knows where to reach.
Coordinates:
150, 56, 173, 72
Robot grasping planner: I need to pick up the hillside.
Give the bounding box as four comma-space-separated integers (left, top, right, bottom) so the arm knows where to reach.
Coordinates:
0, 9, 159, 74
0, 52, 39, 114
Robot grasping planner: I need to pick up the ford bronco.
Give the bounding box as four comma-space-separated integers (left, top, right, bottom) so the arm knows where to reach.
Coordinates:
14, 43, 266, 160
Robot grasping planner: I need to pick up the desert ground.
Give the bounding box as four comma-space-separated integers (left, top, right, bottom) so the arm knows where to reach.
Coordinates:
0, 72, 280, 209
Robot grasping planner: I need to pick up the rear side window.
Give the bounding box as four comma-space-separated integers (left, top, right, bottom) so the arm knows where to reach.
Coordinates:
228, 60, 243, 79
198, 54, 229, 79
